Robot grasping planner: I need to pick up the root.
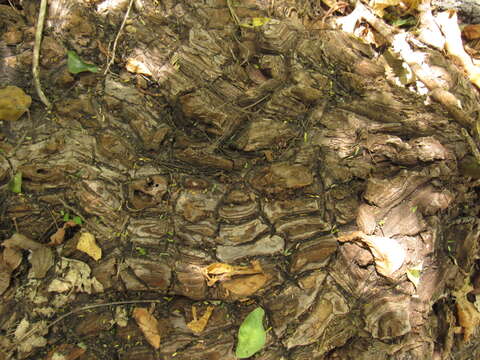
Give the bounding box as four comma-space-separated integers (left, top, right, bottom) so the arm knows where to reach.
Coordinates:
104, 0, 135, 75
32, 0, 51, 109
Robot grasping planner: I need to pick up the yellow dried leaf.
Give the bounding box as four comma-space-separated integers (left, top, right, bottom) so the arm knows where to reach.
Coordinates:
187, 306, 214, 334
76, 232, 102, 261
205, 263, 235, 275
202, 261, 264, 286
0, 86, 32, 121
133, 308, 161, 349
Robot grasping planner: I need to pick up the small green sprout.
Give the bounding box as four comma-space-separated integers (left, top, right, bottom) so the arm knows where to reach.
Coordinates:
9, 172, 22, 194
136, 247, 148, 256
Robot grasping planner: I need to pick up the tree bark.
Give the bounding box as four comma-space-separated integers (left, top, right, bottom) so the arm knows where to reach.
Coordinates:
433, 0, 480, 24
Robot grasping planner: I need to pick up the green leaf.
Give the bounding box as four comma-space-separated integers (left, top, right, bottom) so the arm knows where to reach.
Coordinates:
235, 307, 266, 359
391, 16, 417, 27
63, 212, 70, 221
9, 172, 22, 194
67, 50, 99, 74
73, 216, 83, 225
406, 263, 422, 289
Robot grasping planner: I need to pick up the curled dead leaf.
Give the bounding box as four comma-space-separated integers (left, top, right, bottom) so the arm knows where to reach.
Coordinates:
3, 247, 22, 270
456, 299, 480, 342
133, 307, 161, 349
453, 280, 480, 342
337, 231, 405, 278
187, 306, 214, 334
202, 261, 263, 286
49, 220, 78, 246
2, 233, 53, 279
3, 233, 43, 251
28, 246, 53, 279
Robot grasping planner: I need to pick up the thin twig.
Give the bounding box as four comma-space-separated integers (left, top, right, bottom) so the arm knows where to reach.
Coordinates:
46, 299, 164, 329
104, 0, 135, 75
32, 0, 51, 108
7, 299, 163, 359
7, 0, 21, 15
227, 0, 241, 26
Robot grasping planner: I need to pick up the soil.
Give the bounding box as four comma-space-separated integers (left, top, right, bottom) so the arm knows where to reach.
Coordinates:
1, 0, 480, 359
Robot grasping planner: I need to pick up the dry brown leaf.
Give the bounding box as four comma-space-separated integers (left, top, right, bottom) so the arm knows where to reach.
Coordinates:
337, 231, 405, 278
456, 299, 480, 342
463, 24, 480, 41
0, 260, 12, 295
47, 258, 104, 294
3, 247, 23, 270
2, 233, 54, 279
49, 227, 66, 246
222, 274, 268, 297
29, 246, 54, 279
453, 280, 480, 342
187, 306, 214, 334
49, 220, 77, 246
76, 232, 102, 261
0, 86, 31, 121
133, 307, 161, 349
3, 233, 43, 251
202, 261, 263, 286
